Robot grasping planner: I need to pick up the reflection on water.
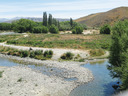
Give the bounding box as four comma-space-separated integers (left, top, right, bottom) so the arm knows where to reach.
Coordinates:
69, 60, 118, 96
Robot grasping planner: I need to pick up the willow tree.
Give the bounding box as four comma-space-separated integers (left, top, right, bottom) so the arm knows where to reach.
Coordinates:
109, 20, 128, 90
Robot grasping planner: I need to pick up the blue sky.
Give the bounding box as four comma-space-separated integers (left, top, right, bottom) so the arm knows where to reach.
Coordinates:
0, 0, 128, 19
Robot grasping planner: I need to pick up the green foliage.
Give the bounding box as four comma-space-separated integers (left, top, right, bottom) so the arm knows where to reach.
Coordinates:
43, 12, 47, 26
49, 25, 59, 34
32, 26, 48, 33
0, 23, 12, 30
90, 49, 105, 57
72, 26, 83, 34
78, 59, 85, 62
61, 52, 74, 60
70, 18, 73, 27
109, 20, 128, 90
0, 46, 53, 60
17, 78, 22, 82
59, 21, 87, 31
0, 34, 22, 43
29, 51, 35, 58
19, 50, 29, 58
13, 19, 36, 33
49, 50, 53, 55
100, 24, 111, 34
6, 34, 111, 50
43, 50, 53, 58
52, 18, 58, 26
0, 71, 3, 78
34, 50, 43, 55
48, 14, 52, 26
59, 21, 71, 31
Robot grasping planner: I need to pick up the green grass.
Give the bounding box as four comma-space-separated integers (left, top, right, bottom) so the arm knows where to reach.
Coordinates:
6, 34, 111, 50
0, 34, 23, 43
0, 46, 53, 60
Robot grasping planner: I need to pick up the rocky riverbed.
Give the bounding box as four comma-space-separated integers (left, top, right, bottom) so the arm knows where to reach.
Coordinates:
0, 54, 93, 96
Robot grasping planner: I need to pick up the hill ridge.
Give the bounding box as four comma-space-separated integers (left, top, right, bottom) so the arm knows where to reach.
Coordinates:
75, 6, 128, 27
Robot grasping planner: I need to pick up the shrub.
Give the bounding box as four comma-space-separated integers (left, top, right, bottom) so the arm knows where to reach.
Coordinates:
49, 25, 59, 34
79, 59, 85, 62
72, 26, 83, 34
34, 50, 43, 55
32, 26, 48, 33
0, 71, 3, 78
17, 78, 22, 82
72, 29, 76, 34
49, 50, 53, 55
61, 52, 74, 60
43, 50, 53, 58
90, 49, 105, 57
29, 51, 35, 58
43, 50, 49, 57
74, 54, 81, 60
100, 24, 111, 34
19, 50, 29, 58
0, 47, 53, 60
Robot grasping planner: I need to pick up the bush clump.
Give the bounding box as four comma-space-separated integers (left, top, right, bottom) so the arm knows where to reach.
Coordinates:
100, 24, 111, 34
0, 46, 53, 60
90, 49, 105, 57
49, 25, 59, 34
32, 26, 48, 33
44, 50, 53, 58
29, 51, 35, 58
34, 50, 43, 55
19, 50, 29, 58
61, 52, 74, 60
72, 26, 83, 34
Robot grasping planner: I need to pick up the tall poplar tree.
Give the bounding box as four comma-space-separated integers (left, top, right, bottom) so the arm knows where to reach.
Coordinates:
43, 12, 47, 26
52, 18, 57, 26
70, 18, 73, 28
48, 14, 52, 26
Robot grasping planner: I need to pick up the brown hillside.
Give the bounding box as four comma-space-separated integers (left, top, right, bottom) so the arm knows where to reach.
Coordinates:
75, 7, 128, 27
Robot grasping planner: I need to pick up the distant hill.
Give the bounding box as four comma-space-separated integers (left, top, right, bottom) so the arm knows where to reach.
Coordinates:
75, 7, 128, 27
0, 18, 9, 23
0, 17, 69, 23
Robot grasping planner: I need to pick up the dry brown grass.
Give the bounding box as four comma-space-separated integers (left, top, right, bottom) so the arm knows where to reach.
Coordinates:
75, 7, 128, 27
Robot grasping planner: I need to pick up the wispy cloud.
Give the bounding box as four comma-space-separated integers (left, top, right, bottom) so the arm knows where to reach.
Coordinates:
0, 0, 128, 19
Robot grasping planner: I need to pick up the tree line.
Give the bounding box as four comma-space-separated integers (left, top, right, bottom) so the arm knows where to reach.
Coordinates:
0, 12, 87, 34
109, 20, 128, 90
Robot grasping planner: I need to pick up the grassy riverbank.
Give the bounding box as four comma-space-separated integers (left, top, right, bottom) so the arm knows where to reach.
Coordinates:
0, 46, 53, 60
5, 34, 111, 50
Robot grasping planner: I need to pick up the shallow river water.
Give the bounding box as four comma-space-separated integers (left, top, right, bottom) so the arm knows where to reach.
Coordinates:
0, 57, 118, 96
70, 60, 118, 96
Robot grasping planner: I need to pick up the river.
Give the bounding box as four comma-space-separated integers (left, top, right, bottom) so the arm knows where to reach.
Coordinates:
0, 57, 118, 96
